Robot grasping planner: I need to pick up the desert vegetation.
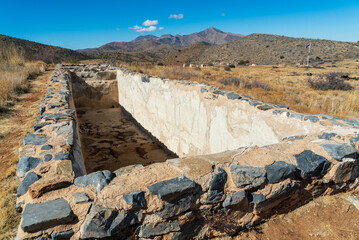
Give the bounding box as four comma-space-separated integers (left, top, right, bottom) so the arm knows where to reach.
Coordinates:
0, 42, 48, 239
0, 42, 46, 113
121, 59, 359, 120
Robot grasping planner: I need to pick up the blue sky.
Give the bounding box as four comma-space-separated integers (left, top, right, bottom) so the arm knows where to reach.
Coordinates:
0, 0, 358, 49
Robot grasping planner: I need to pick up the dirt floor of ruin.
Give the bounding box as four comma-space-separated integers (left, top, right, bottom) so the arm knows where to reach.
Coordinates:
76, 106, 173, 173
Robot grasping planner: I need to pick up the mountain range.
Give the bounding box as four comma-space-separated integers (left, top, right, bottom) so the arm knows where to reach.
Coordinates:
2, 28, 359, 65
78, 27, 244, 61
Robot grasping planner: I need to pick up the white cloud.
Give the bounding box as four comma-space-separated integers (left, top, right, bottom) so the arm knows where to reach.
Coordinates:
142, 19, 158, 26
129, 25, 163, 32
169, 14, 184, 19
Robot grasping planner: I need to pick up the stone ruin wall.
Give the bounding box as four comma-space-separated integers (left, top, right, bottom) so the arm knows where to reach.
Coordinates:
15, 64, 359, 239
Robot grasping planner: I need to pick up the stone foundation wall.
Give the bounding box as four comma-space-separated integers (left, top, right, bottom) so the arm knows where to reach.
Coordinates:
15, 64, 359, 240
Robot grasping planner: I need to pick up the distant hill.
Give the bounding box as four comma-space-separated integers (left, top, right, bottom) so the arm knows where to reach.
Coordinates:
0, 34, 89, 63
191, 34, 359, 65
163, 42, 212, 65
78, 27, 244, 62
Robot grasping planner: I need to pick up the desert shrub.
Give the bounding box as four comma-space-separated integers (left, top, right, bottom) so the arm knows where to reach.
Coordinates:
238, 60, 250, 65
220, 77, 271, 91
308, 72, 353, 91
157, 62, 164, 66
280, 55, 285, 59
224, 66, 231, 71
229, 64, 236, 68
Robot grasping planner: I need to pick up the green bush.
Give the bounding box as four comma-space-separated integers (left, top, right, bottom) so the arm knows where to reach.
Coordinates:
238, 60, 249, 65
229, 64, 235, 68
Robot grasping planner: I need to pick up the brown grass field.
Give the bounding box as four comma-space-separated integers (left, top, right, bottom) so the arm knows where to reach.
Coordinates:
0, 42, 49, 239
121, 59, 359, 121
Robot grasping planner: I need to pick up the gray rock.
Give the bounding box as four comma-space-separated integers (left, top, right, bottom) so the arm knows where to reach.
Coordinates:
321, 144, 359, 161
223, 190, 247, 208
304, 115, 319, 123
318, 132, 337, 140
209, 168, 227, 190
230, 165, 266, 189
172, 219, 208, 240
54, 153, 72, 160
204, 190, 223, 204
72, 192, 91, 204
74, 170, 115, 193
81, 205, 141, 239
44, 154, 52, 162
24, 134, 50, 145
226, 92, 241, 100
294, 150, 331, 179
33, 123, 51, 132
51, 229, 74, 240
56, 121, 74, 146
123, 191, 146, 208
139, 221, 180, 238
17, 172, 41, 196
333, 159, 359, 183
290, 113, 304, 121
155, 195, 192, 218
21, 198, 75, 233
147, 176, 198, 200
257, 104, 273, 111
273, 109, 290, 117
41, 144, 53, 151
265, 161, 298, 183
17, 156, 42, 178
249, 193, 266, 210
200, 88, 208, 93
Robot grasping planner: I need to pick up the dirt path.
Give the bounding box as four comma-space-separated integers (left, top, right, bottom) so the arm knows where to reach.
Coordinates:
0, 68, 53, 239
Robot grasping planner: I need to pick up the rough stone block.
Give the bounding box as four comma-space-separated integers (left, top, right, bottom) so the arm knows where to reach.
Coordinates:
21, 198, 76, 232
265, 161, 298, 183
24, 134, 50, 145
123, 191, 146, 208
147, 176, 198, 200
73, 192, 91, 204
139, 221, 180, 238
204, 190, 223, 204
74, 170, 115, 193
17, 156, 42, 178
51, 229, 74, 240
155, 195, 192, 219
223, 190, 247, 208
81, 205, 141, 239
294, 150, 331, 179
321, 144, 359, 161
209, 168, 227, 191
230, 165, 266, 189
17, 172, 41, 197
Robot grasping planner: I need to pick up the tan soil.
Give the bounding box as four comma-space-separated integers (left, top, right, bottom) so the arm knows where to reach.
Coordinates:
216, 193, 359, 240
76, 107, 172, 173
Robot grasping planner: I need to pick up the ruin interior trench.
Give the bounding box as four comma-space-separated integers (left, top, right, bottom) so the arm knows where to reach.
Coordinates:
71, 72, 175, 174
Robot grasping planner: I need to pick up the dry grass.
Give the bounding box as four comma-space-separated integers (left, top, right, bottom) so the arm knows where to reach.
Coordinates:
121, 60, 359, 120
0, 42, 46, 112
0, 42, 49, 239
